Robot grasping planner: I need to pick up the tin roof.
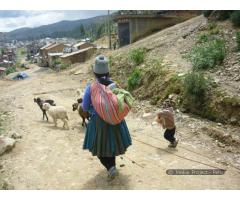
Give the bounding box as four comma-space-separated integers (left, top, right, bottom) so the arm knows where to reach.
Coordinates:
60, 47, 93, 58
48, 52, 64, 57
40, 43, 55, 50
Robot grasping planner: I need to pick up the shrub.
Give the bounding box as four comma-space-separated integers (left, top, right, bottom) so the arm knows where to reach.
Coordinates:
144, 59, 166, 78
60, 62, 71, 70
208, 22, 217, 30
128, 48, 146, 66
5, 66, 16, 75
207, 23, 220, 35
236, 32, 240, 51
108, 56, 113, 67
231, 11, 240, 27
183, 72, 210, 102
217, 11, 232, 21
197, 34, 209, 43
127, 69, 141, 90
53, 58, 61, 66
187, 39, 226, 70
203, 10, 213, 18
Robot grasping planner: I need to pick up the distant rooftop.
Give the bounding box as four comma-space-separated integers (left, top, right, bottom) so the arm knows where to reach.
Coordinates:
60, 47, 93, 58
40, 43, 55, 50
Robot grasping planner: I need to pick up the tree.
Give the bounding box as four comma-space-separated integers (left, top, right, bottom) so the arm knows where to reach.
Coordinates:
79, 24, 85, 37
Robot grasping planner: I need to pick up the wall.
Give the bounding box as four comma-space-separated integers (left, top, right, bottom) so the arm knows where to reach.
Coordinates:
47, 44, 67, 54
77, 43, 94, 50
117, 11, 201, 45
61, 48, 95, 64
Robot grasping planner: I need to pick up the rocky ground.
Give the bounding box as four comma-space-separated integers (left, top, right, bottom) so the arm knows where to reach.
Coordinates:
0, 63, 240, 189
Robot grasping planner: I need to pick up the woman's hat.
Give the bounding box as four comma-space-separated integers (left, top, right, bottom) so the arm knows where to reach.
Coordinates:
93, 55, 109, 74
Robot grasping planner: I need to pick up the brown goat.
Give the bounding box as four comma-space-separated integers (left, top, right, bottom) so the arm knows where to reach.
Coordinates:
72, 98, 90, 127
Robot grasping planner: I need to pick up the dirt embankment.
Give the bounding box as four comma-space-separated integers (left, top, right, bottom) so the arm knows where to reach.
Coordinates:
105, 15, 240, 126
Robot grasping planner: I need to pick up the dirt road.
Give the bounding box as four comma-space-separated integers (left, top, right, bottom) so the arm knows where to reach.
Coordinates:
0, 65, 240, 189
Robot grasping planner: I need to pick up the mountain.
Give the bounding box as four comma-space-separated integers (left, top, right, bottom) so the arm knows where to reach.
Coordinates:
4, 15, 108, 41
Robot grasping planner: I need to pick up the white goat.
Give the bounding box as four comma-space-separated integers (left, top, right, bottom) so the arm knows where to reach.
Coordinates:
42, 103, 69, 129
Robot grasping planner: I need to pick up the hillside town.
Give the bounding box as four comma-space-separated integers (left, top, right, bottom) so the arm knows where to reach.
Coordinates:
0, 10, 240, 190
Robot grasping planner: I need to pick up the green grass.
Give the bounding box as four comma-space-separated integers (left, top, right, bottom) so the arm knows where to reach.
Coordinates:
183, 72, 210, 102
60, 62, 71, 70
187, 38, 226, 70
127, 68, 141, 91
5, 66, 17, 75
128, 48, 146, 66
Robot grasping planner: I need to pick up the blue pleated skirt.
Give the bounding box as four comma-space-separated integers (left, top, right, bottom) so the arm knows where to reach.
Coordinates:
83, 114, 132, 157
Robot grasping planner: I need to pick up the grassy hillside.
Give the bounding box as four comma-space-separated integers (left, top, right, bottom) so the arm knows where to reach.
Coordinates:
107, 15, 240, 126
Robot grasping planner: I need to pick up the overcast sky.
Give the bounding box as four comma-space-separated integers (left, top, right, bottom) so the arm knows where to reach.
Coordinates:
0, 10, 109, 32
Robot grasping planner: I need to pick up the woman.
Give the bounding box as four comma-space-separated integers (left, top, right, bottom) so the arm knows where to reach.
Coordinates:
82, 55, 132, 180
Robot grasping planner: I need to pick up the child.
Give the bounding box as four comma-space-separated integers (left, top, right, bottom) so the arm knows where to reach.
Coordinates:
155, 101, 178, 148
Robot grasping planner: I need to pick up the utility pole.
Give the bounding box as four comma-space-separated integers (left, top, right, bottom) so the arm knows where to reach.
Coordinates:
108, 10, 112, 50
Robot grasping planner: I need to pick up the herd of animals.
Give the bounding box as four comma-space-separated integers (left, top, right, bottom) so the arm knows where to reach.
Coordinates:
33, 90, 90, 129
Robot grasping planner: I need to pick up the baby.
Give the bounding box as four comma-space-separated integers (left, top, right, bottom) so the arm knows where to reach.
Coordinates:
155, 101, 178, 148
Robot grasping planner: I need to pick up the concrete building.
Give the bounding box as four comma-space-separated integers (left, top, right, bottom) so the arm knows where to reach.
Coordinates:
60, 47, 96, 64
114, 11, 201, 47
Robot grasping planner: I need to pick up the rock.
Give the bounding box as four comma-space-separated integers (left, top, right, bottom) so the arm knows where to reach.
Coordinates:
142, 112, 153, 119
217, 123, 222, 126
180, 107, 187, 113
230, 117, 237, 123
0, 137, 16, 156
217, 142, 226, 148
151, 121, 158, 126
10, 132, 22, 139
177, 73, 185, 77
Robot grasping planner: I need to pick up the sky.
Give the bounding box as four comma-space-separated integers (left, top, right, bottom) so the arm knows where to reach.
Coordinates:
0, 10, 109, 32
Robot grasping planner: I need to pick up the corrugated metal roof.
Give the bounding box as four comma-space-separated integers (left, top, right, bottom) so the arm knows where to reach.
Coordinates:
73, 42, 86, 48
60, 47, 93, 58
48, 52, 64, 57
45, 43, 65, 50
40, 43, 55, 50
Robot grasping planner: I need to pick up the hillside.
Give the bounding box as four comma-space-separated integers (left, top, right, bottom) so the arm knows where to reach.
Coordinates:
4, 15, 108, 41
106, 15, 240, 126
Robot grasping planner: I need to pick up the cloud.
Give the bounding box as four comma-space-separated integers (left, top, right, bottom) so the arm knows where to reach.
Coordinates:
0, 10, 109, 32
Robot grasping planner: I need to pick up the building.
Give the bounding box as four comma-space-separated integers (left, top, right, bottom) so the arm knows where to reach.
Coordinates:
39, 43, 56, 58
26, 42, 41, 59
48, 52, 64, 67
114, 11, 201, 47
39, 43, 68, 67
73, 42, 95, 50
39, 43, 68, 58
60, 47, 96, 64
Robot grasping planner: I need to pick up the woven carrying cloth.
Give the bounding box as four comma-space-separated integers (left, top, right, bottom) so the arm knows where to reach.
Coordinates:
90, 82, 130, 125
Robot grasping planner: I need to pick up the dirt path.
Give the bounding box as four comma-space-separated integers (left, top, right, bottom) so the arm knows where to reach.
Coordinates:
0, 65, 240, 189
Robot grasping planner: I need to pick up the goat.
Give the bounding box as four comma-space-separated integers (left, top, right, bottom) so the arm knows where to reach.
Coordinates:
72, 98, 90, 127
42, 103, 69, 129
34, 97, 56, 121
